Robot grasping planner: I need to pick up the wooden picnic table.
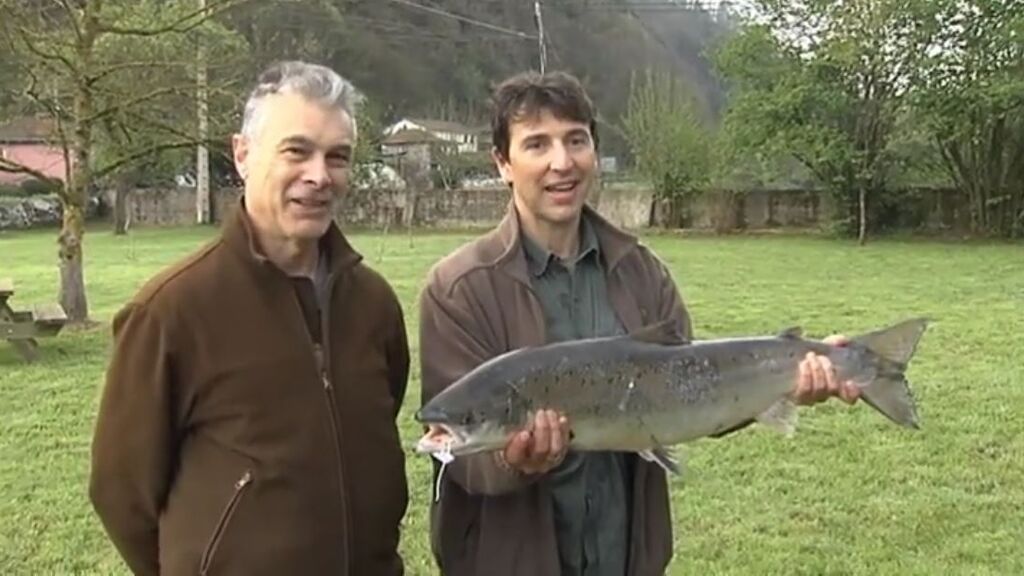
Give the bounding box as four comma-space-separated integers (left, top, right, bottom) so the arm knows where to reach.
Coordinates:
0, 278, 67, 362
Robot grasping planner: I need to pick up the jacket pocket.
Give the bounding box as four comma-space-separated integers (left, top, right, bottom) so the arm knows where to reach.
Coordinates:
199, 469, 253, 575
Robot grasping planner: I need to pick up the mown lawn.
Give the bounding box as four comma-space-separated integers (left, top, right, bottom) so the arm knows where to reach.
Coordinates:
1, 224, 1022, 575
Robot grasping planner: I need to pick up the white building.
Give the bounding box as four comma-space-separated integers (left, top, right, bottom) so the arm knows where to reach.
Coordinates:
382, 118, 484, 154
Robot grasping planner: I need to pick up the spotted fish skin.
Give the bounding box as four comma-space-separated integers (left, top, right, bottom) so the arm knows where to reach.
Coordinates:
415, 318, 928, 467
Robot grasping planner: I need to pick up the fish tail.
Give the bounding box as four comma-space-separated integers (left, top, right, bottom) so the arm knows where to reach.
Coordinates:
852, 318, 929, 429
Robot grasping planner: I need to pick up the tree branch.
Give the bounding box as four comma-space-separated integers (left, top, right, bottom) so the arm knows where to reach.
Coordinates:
97, 0, 251, 37
14, 26, 77, 73
94, 140, 222, 180
52, 0, 83, 43
81, 85, 189, 125
792, 151, 830, 185
86, 60, 193, 86
0, 158, 62, 185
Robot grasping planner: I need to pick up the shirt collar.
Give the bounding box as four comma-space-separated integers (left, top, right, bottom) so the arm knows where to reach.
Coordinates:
521, 213, 601, 278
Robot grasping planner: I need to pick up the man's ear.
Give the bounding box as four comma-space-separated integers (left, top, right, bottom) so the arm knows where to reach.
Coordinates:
491, 146, 512, 185
232, 134, 249, 181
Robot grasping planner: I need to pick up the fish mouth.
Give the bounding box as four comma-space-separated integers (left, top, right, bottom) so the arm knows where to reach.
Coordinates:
415, 404, 473, 454
415, 424, 468, 455
416, 420, 510, 457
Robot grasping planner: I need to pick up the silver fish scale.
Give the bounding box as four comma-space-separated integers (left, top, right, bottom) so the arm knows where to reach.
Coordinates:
665, 354, 723, 403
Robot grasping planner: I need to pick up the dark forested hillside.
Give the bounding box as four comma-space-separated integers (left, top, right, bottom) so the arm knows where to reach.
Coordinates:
221, 0, 735, 157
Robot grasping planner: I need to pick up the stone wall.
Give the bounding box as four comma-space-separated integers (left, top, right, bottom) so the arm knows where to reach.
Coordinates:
660, 189, 827, 230
1, 184, 973, 233
97, 187, 241, 228
338, 187, 510, 229
593, 184, 655, 229
0, 195, 102, 230
93, 185, 663, 230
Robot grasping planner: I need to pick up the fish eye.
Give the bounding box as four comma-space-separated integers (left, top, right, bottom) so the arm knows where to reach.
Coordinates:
460, 413, 475, 426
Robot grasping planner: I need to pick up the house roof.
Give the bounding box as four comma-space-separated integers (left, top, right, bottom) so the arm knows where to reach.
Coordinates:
404, 118, 475, 134
0, 117, 55, 143
382, 128, 442, 146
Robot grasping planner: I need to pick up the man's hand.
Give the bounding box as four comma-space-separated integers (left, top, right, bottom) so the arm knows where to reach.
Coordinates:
792, 335, 861, 406
498, 410, 571, 475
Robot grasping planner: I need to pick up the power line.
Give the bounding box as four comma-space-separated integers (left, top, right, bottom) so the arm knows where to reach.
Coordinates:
344, 14, 530, 41
534, 1, 547, 73
381, 0, 538, 40
581, 1, 724, 12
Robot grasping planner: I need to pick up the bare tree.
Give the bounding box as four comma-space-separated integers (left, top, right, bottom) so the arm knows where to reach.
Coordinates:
0, 0, 250, 324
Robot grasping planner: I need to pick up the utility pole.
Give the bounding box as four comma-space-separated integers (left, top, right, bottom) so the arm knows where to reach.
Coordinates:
195, 0, 211, 224
534, 1, 547, 73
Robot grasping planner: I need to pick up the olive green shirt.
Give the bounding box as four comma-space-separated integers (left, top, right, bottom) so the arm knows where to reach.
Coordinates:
521, 216, 630, 576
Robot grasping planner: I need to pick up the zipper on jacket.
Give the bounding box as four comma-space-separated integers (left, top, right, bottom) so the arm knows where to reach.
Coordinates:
318, 273, 351, 576
291, 272, 352, 576
199, 470, 252, 576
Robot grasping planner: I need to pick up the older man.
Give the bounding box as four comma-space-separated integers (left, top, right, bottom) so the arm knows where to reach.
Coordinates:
89, 61, 410, 575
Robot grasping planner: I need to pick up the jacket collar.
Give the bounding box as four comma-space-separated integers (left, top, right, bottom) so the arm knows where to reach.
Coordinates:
222, 196, 362, 276
491, 200, 639, 286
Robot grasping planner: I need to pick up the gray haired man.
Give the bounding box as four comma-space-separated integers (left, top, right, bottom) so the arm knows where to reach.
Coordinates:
89, 61, 411, 575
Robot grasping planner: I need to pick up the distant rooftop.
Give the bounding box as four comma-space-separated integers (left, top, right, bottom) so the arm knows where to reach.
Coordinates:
0, 117, 56, 144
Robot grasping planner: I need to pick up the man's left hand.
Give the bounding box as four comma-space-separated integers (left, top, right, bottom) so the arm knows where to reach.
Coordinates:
791, 335, 861, 406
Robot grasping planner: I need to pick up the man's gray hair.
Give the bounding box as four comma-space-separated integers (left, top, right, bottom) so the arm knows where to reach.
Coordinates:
241, 60, 363, 140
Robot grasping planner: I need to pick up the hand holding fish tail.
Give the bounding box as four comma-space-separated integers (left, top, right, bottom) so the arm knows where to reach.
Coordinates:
500, 410, 570, 475
792, 334, 862, 406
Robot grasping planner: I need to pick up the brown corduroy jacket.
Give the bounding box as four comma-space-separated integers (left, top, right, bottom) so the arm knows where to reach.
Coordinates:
418, 203, 694, 576
89, 202, 410, 576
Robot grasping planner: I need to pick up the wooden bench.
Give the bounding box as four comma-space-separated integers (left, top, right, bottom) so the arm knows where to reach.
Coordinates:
0, 278, 67, 362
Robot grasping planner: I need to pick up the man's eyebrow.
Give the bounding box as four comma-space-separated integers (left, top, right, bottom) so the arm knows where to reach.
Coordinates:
278, 135, 314, 148
327, 143, 353, 154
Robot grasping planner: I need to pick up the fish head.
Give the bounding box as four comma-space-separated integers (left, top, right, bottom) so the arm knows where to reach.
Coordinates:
415, 381, 531, 457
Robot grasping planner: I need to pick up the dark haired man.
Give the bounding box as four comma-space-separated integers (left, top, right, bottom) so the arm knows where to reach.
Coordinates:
418, 70, 858, 576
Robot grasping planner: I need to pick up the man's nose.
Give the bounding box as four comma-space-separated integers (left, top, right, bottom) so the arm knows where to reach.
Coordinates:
549, 142, 573, 172
303, 156, 332, 187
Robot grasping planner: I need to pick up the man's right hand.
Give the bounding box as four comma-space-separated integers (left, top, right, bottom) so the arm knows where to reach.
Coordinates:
498, 410, 571, 475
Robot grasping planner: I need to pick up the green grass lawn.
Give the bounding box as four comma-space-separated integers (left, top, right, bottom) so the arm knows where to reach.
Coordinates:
1, 224, 1022, 575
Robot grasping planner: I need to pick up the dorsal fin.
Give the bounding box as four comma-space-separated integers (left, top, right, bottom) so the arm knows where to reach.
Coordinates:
777, 326, 803, 339
629, 319, 689, 346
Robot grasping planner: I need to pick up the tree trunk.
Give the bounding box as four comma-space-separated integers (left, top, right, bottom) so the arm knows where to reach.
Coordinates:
113, 178, 129, 235
58, 203, 89, 323
857, 186, 867, 245
195, 0, 211, 224
56, 0, 98, 325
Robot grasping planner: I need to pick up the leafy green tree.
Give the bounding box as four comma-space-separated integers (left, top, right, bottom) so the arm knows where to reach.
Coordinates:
914, 0, 1024, 237
622, 69, 713, 228
714, 0, 940, 243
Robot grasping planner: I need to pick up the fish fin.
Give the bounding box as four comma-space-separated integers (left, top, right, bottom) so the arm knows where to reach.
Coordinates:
639, 446, 682, 475
629, 319, 689, 346
860, 375, 920, 429
756, 398, 798, 437
854, 318, 929, 367
852, 318, 928, 429
777, 326, 803, 339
